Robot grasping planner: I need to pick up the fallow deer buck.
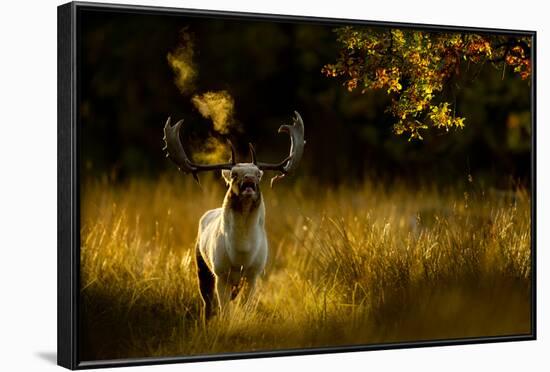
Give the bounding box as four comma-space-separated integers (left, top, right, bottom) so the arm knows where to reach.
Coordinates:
163, 111, 305, 320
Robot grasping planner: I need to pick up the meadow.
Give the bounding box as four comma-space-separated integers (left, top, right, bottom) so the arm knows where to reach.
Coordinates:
79, 173, 532, 361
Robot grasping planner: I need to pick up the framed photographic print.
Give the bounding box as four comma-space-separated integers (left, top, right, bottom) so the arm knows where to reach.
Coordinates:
58, 1, 536, 369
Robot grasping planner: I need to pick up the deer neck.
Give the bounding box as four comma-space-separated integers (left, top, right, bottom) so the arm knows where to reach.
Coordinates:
221, 190, 265, 244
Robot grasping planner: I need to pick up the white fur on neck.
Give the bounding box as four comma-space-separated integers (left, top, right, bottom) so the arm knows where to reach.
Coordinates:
222, 192, 265, 260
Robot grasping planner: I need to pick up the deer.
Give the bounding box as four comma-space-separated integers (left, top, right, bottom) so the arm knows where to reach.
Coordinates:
163, 111, 305, 320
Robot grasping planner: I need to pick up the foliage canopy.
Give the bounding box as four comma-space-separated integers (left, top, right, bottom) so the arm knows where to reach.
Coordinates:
322, 28, 532, 139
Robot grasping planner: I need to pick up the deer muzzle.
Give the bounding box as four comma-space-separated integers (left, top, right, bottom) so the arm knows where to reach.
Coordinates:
239, 175, 259, 196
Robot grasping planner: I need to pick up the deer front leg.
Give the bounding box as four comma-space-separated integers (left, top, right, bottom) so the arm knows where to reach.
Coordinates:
238, 249, 266, 306
238, 275, 257, 306
215, 275, 234, 315
196, 246, 218, 322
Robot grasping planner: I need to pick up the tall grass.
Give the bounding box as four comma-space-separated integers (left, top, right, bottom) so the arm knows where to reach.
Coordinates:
79, 174, 531, 361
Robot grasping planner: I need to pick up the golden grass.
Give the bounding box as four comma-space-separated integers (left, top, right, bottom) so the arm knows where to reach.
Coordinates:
79, 173, 532, 361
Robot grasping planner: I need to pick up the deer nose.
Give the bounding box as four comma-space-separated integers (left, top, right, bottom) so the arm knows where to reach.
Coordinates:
243, 175, 257, 183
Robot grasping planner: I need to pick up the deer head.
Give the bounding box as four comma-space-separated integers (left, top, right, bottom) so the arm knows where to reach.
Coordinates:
163, 111, 305, 188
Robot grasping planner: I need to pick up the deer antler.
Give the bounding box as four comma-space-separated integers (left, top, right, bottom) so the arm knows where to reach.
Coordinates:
255, 111, 306, 187
163, 117, 236, 183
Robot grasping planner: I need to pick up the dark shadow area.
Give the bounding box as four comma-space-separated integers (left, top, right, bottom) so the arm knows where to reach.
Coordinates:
35, 351, 57, 365
79, 9, 532, 188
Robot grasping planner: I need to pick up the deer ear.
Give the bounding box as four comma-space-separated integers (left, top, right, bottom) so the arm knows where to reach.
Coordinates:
221, 169, 232, 185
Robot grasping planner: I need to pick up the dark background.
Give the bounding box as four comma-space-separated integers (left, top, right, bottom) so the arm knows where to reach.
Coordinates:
78, 9, 532, 188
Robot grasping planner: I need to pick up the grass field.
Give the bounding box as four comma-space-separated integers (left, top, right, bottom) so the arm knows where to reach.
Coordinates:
79, 173, 532, 361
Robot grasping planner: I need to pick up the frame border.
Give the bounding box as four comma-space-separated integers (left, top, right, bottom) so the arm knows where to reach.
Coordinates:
58, 2, 78, 369
57, 2, 537, 370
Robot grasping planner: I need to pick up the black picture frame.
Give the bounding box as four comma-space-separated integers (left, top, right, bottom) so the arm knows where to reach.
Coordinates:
58, 1, 537, 369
